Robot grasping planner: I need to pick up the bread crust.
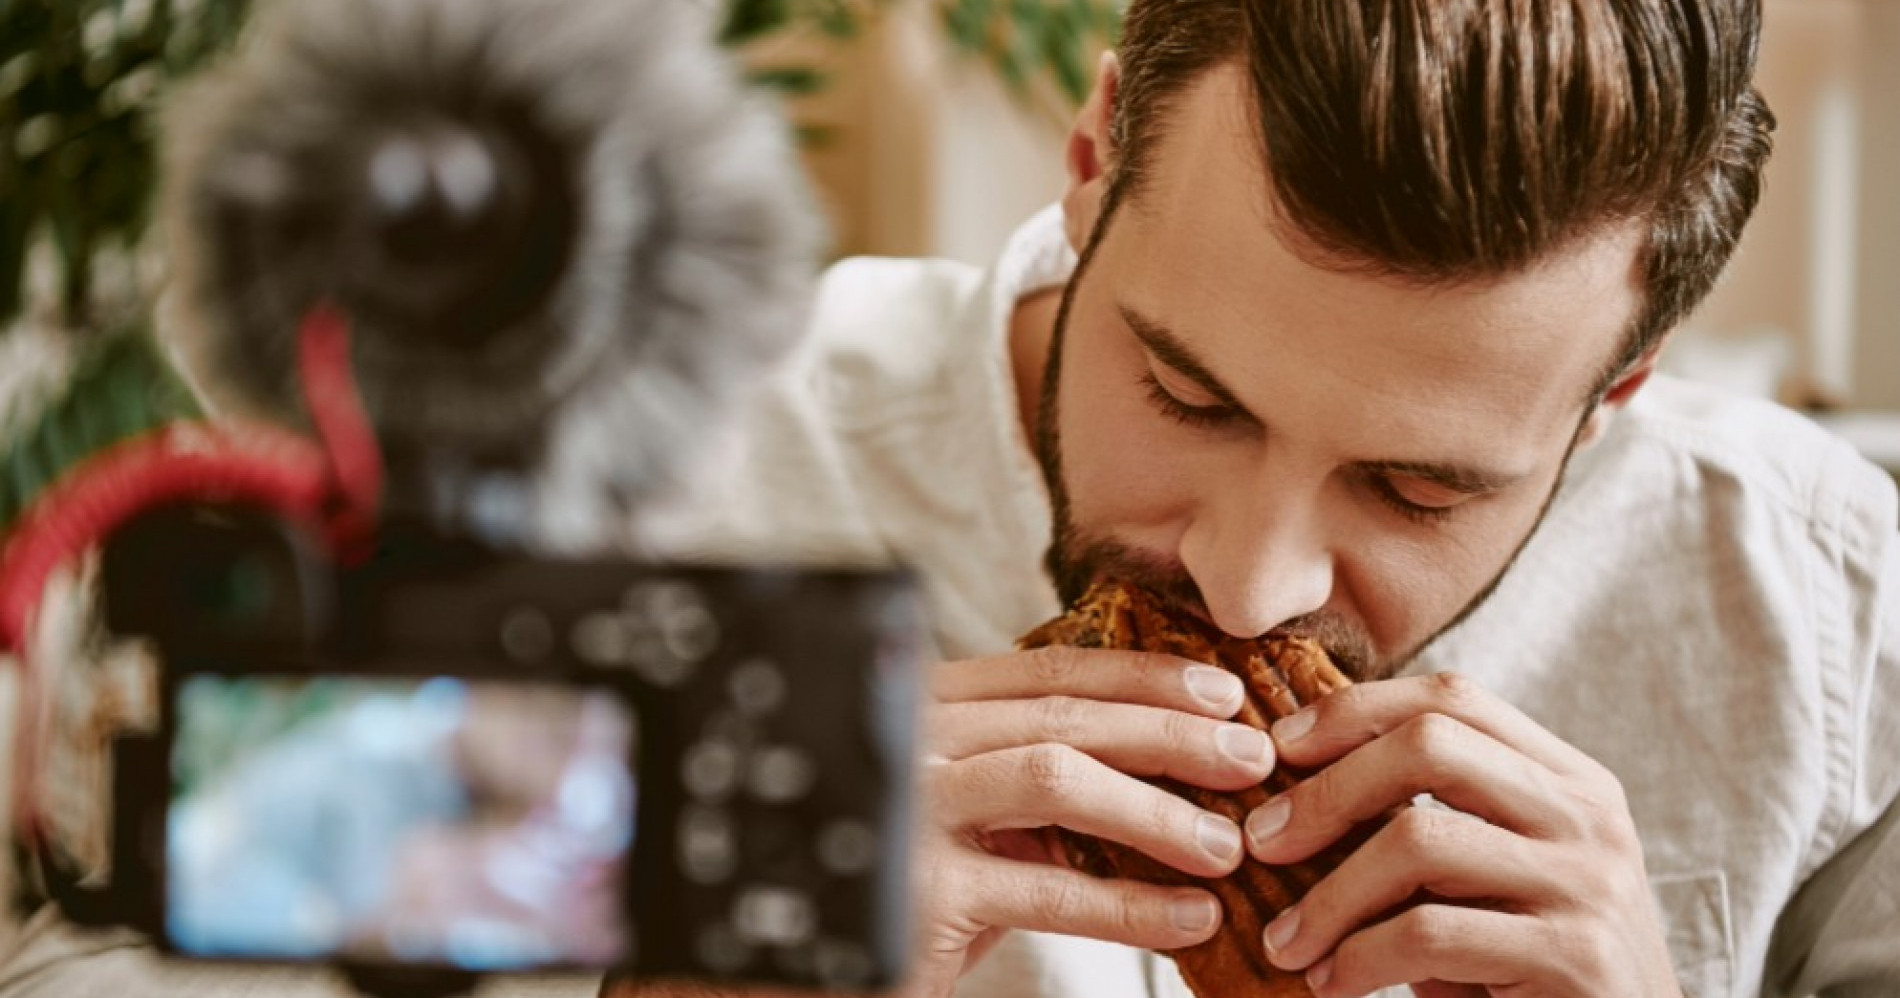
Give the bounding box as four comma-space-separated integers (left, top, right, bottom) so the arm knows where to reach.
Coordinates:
1017, 579, 1383, 998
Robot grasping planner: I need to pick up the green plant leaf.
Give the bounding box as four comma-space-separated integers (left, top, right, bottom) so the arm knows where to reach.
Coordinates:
812, 0, 860, 39
1045, 24, 1088, 104
795, 123, 838, 148
0, 0, 251, 330
720, 0, 794, 46
748, 64, 828, 96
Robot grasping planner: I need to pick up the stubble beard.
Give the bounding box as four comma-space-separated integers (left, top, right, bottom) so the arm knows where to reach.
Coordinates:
1030, 220, 1588, 683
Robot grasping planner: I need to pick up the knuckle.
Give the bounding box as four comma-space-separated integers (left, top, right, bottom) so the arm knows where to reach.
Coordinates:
1400, 713, 1467, 784
1328, 928, 1382, 994
1032, 695, 1090, 744
1426, 669, 1482, 709
1027, 647, 1084, 690
1592, 770, 1635, 822
1394, 905, 1465, 960
1159, 708, 1204, 756
1557, 919, 1619, 984
1021, 743, 1084, 797
1109, 886, 1153, 939
1025, 873, 1089, 923
1145, 787, 1187, 840
1389, 806, 1454, 861
1572, 789, 1619, 836
921, 702, 964, 747
1288, 772, 1333, 826
1405, 710, 1463, 754
1569, 779, 1638, 851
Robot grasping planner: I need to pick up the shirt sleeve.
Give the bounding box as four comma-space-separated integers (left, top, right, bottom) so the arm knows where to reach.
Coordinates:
1770, 509, 1900, 998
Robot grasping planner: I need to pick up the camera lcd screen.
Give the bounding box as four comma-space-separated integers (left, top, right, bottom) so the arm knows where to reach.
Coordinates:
166, 675, 636, 971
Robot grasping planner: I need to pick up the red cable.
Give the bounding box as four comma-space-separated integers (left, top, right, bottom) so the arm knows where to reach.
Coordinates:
0, 425, 334, 650
298, 303, 384, 561
0, 303, 383, 848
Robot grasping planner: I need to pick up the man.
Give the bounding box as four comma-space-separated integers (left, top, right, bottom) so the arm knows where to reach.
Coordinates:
634, 0, 1899, 996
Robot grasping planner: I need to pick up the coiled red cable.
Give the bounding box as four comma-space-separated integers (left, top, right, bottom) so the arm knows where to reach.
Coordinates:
0, 303, 383, 849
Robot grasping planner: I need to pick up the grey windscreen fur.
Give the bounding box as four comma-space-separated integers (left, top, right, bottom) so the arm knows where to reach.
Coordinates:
157, 0, 827, 550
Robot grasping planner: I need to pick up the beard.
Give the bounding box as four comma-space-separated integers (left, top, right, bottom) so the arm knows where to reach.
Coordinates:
1030, 215, 1588, 684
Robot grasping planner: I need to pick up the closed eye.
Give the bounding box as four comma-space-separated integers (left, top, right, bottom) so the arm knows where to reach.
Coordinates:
1367, 472, 1477, 524
1139, 370, 1245, 429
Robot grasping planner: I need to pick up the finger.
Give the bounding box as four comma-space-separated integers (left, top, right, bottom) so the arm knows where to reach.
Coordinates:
1303, 904, 1546, 998
1261, 808, 1560, 972
930, 697, 1273, 789
934, 744, 1245, 876
1247, 713, 1585, 864
930, 647, 1244, 718
960, 851, 1224, 951
1272, 672, 1601, 781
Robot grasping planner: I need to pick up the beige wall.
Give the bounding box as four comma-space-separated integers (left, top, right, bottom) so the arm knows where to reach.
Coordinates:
800, 0, 1900, 408
1854, 0, 1900, 408
1689, 0, 1900, 409
776, 1, 1067, 263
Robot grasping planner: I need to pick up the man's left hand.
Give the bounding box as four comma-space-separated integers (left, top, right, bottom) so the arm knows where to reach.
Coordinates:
1244, 672, 1680, 998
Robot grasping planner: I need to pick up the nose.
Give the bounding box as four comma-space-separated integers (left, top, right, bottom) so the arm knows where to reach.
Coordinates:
1178, 467, 1335, 639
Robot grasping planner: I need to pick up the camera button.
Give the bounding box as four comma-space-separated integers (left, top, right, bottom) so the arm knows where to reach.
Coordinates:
728, 658, 788, 716
733, 886, 818, 946
572, 611, 630, 665
679, 805, 737, 883
817, 819, 879, 875
748, 745, 816, 803
683, 739, 743, 800
499, 606, 555, 661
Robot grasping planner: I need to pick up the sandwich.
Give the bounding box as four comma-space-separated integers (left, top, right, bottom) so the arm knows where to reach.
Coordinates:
1017, 578, 1384, 998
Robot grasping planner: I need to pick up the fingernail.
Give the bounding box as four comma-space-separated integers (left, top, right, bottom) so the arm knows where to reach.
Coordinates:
1246, 797, 1291, 851
1263, 906, 1300, 956
1170, 893, 1218, 932
1185, 666, 1241, 709
1216, 724, 1271, 765
1306, 954, 1333, 991
1196, 813, 1242, 863
1274, 708, 1316, 744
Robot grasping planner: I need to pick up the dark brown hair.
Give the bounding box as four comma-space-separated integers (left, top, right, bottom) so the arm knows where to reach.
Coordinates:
1102, 0, 1774, 397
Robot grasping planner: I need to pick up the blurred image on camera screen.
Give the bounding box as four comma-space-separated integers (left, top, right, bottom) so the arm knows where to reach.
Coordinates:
166, 675, 636, 970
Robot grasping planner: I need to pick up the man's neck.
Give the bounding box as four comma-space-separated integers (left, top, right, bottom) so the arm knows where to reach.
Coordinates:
1009, 286, 1064, 449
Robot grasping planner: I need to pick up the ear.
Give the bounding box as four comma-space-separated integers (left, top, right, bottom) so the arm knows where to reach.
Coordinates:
1576, 346, 1660, 448
1061, 51, 1120, 253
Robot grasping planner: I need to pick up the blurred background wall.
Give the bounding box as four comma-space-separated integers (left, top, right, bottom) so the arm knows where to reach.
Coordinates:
782, 0, 1900, 416
1687, 0, 1900, 412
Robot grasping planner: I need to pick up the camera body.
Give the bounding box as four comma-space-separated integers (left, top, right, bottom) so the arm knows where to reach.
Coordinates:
68, 505, 920, 995
15, 1, 899, 993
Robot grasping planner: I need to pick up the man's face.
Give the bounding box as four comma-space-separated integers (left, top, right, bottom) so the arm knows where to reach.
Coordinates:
1041, 65, 1646, 679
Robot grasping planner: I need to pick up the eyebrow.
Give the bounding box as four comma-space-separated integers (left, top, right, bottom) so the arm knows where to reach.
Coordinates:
1117, 301, 1529, 496
1119, 303, 1253, 415
1354, 459, 1527, 495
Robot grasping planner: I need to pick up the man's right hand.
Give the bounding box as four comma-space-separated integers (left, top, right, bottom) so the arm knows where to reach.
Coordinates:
901, 645, 1277, 998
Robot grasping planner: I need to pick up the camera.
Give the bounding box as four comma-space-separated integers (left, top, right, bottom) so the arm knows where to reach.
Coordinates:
6, 1, 913, 994
44, 504, 921, 998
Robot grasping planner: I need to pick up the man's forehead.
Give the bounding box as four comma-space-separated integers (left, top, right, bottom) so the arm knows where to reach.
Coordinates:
1107, 64, 1648, 438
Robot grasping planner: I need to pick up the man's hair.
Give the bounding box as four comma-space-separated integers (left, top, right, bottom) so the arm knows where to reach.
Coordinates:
1105, 0, 1774, 398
